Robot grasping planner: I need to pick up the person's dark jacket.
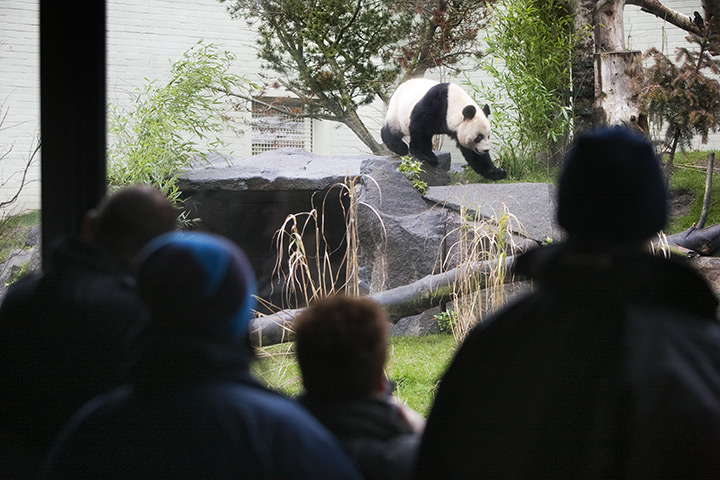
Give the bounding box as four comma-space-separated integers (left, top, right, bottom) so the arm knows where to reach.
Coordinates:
416, 242, 720, 479
41, 332, 362, 480
301, 394, 420, 480
0, 237, 148, 477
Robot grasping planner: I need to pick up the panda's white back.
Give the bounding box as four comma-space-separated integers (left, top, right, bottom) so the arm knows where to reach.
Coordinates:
385, 78, 440, 136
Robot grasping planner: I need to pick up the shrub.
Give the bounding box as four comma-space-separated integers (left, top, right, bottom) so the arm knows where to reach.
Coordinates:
107, 41, 254, 219
470, 0, 578, 177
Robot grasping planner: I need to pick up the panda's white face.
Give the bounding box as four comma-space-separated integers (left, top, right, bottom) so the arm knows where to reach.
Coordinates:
455, 104, 491, 154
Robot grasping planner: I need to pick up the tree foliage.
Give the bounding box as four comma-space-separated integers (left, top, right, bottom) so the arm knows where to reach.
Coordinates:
222, 0, 493, 154
224, 0, 407, 153
640, 29, 720, 174
107, 42, 252, 215
392, 0, 493, 80
474, 0, 577, 176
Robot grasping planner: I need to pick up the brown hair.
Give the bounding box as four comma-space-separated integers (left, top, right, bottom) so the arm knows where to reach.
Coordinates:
294, 294, 389, 398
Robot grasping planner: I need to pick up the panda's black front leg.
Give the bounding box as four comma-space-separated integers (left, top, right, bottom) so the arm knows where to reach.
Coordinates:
409, 135, 439, 165
459, 145, 507, 180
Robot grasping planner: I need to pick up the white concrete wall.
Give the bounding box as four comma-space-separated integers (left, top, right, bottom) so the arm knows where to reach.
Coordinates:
1, 1, 41, 214
0, 0, 710, 214
107, 0, 377, 160
106, 0, 257, 158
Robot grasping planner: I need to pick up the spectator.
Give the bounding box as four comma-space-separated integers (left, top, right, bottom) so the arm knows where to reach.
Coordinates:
416, 127, 720, 479
0, 185, 178, 478
295, 294, 424, 480
42, 232, 362, 480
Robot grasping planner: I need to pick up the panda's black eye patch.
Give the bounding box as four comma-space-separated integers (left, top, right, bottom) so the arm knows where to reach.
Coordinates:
474, 134, 484, 143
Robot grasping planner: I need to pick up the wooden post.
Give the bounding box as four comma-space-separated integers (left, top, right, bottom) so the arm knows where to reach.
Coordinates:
593, 50, 646, 128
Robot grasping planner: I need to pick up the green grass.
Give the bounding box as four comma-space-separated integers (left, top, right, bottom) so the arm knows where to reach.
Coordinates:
251, 334, 457, 418
386, 334, 456, 416
251, 342, 303, 396
666, 151, 720, 234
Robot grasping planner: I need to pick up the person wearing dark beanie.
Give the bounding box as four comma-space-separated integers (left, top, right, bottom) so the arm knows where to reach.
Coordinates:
417, 127, 720, 479
557, 127, 668, 243
42, 232, 361, 480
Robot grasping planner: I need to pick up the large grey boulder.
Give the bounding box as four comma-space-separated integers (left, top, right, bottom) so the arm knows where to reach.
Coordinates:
181, 148, 366, 192
177, 148, 558, 325
179, 149, 456, 308
356, 157, 448, 293
179, 149, 370, 307
0, 226, 42, 301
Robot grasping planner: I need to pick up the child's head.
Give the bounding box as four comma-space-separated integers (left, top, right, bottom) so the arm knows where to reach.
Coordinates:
294, 294, 390, 399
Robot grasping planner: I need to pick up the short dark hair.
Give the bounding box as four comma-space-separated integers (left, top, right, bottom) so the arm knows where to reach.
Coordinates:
92, 185, 178, 261
294, 294, 389, 398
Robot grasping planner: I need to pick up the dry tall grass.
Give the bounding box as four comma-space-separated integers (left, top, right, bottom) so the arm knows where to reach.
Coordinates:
651, 231, 671, 258
259, 177, 526, 348
441, 203, 524, 343
271, 175, 383, 309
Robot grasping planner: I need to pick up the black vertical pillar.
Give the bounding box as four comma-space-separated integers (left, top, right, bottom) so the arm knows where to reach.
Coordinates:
40, 1, 107, 266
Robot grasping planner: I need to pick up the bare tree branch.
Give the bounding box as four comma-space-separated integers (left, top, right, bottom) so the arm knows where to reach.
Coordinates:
627, 0, 703, 35
0, 141, 40, 210
214, 86, 342, 122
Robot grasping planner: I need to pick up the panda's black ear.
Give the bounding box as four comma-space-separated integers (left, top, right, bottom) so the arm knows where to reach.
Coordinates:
483, 104, 491, 117
462, 105, 477, 120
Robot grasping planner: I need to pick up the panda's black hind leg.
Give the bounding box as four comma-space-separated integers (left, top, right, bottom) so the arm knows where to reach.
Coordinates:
381, 125, 409, 156
409, 135, 438, 165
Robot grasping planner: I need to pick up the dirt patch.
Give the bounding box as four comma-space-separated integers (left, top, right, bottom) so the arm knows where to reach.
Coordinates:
669, 188, 694, 219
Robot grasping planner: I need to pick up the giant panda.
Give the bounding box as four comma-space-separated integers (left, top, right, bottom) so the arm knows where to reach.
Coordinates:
381, 78, 507, 180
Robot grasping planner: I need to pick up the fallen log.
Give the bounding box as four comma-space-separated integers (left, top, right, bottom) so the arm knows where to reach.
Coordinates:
369, 254, 517, 319
666, 222, 720, 256
249, 254, 518, 346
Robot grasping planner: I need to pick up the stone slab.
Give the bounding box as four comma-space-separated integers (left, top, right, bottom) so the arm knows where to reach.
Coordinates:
180, 148, 373, 192
425, 182, 563, 242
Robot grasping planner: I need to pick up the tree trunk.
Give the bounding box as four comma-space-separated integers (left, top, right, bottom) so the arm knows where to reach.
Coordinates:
571, 0, 597, 132
342, 108, 389, 155
664, 128, 680, 183
595, 0, 626, 52
591, 0, 646, 129
593, 50, 646, 128
588, 0, 720, 130
698, 152, 715, 229
249, 254, 518, 346
702, 0, 720, 46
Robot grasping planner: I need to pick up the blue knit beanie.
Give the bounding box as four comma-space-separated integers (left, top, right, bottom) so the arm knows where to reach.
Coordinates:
557, 127, 667, 242
135, 232, 257, 338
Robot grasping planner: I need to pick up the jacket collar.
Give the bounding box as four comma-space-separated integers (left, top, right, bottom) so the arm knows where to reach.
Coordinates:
514, 240, 719, 318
